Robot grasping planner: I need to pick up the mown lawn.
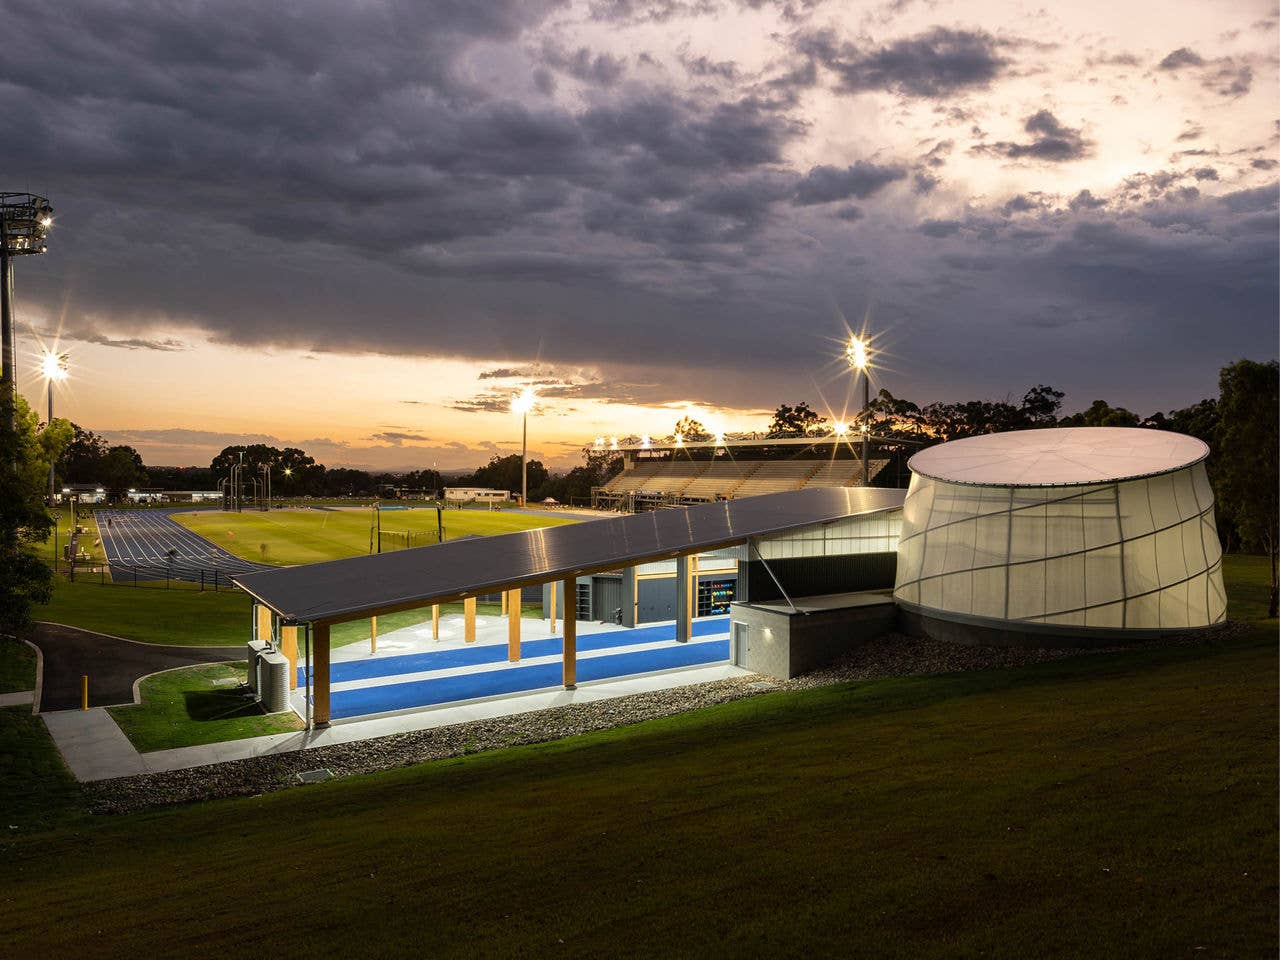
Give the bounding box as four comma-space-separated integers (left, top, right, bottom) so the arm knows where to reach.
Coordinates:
173, 506, 576, 565
0, 636, 36, 692
107, 662, 305, 753
35, 576, 251, 646
1, 630, 1275, 959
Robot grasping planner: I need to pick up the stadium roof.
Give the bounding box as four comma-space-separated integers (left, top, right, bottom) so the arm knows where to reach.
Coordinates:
608, 434, 915, 453
908, 427, 1208, 487
234, 487, 906, 625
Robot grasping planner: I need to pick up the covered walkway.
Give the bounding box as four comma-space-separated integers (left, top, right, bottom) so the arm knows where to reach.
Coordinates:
234, 488, 905, 726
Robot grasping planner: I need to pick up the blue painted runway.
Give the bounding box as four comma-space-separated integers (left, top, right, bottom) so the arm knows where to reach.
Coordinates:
330, 639, 729, 720
303, 616, 730, 685
311, 616, 732, 720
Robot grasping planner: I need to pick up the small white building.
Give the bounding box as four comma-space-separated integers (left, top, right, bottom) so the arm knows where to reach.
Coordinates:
443, 487, 511, 503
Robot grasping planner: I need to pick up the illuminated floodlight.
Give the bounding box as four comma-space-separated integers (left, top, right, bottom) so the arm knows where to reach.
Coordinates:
640, 435, 651, 449
714, 431, 725, 447
834, 420, 848, 436
845, 335, 868, 371
593, 437, 605, 449
41, 351, 69, 382
609, 436, 618, 450
674, 432, 683, 447
510, 386, 536, 415
283, 467, 293, 476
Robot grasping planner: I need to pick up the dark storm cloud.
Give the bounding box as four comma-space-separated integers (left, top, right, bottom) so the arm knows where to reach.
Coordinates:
1158, 47, 1205, 69
975, 110, 1092, 162
1202, 61, 1253, 97
540, 42, 628, 86
0, 0, 1274, 424
588, 0, 719, 24
792, 161, 907, 204
796, 26, 1011, 97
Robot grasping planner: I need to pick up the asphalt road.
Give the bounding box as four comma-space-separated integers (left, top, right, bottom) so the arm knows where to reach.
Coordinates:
31, 622, 238, 711
94, 508, 271, 583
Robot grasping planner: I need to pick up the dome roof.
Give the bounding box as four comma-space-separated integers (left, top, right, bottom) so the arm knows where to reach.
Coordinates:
907, 427, 1208, 487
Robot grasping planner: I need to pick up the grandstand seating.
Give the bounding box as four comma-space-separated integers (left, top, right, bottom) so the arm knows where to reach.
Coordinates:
601, 460, 664, 494
678, 459, 759, 500
731, 461, 820, 497
597, 457, 895, 506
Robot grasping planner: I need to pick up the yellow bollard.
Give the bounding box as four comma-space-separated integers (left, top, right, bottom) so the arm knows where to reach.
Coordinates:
370, 615, 378, 655
81, 675, 89, 711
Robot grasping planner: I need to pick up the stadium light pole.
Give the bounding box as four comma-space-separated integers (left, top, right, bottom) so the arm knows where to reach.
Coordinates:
41, 351, 68, 506
845, 335, 871, 485
510, 386, 535, 507
1, 193, 54, 463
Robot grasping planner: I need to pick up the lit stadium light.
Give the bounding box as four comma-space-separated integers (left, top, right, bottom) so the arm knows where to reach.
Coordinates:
609, 436, 618, 450
714, 431, 725, 447
640, 435, 651, 449
845, 335, 869, 371
593, 437, 605, 449
510, 386, 536, 415
834, 420, 848, 436
674, 432, 683, 447
41, 351, 69, 382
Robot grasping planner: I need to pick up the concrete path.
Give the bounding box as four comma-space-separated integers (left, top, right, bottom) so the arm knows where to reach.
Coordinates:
42, 708, 147, 780
30, 622, 237, 711
42, 662, 747, 781
0, 690, 35, 707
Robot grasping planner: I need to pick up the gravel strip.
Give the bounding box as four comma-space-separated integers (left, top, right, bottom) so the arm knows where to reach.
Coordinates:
82, 623, 1243, 815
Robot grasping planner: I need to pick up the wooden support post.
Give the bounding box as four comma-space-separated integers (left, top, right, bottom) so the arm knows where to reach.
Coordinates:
432, 603, 439, 641
280, 625, 299, 690
549, 581, 557, 634
501, 591, 508, 615
464, 596, 477, 643
370, 615, 378, 655
562, 577, 576, 689
81, 675, 89, 711
313, 622, 331, 726
256, 604, 272, 645
507, 588, 521, 662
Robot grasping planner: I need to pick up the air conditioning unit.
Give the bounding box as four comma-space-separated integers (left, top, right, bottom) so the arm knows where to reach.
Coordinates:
259, 651, 291, 714
246, 639, 269, 694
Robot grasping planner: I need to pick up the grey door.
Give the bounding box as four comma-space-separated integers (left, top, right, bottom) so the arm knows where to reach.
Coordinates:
731, 622, 750, 666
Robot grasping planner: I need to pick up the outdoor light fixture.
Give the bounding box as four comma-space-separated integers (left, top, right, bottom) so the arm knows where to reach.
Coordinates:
40, 350, 69, 505
609, 436, 618, 450
640, 435, 651, 449
845, 333, 873, 485
593, 437, 605, 449
510, 386, 536, 507
834, 420, 848, 436
1, 192, 55, 489
674, 432, 684, 447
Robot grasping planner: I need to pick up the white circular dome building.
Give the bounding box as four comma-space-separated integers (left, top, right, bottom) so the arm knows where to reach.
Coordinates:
893, 427, 1226, 645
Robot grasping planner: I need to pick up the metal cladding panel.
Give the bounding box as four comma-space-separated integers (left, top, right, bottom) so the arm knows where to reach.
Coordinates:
234, 487, 906, 624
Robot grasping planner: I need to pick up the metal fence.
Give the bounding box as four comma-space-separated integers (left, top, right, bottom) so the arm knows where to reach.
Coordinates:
60, 561, 243, 591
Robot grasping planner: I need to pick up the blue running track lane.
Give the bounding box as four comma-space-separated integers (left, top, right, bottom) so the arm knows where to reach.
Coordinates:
302, 616, 730, 686
329, 638, 730, 720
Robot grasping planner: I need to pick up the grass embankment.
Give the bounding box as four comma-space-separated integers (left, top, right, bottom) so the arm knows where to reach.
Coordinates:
0, 637, 36, 693
173, 506, 576, 566
2, 631, 1276, 958
108, 662, 304, 753
37, 576, 251, 646
0, 707, 82, 832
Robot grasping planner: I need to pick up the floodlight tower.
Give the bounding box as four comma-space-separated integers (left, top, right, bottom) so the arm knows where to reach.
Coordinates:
845, 335, 871, 485
510, 386, 536, 507
41, 351, 68, 505
1, 193, 54, 443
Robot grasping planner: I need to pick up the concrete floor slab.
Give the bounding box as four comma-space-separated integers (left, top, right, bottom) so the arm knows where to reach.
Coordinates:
0, 690, 35, 707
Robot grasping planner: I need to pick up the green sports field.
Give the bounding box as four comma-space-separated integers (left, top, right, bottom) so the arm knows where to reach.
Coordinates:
173, 506, 577, 566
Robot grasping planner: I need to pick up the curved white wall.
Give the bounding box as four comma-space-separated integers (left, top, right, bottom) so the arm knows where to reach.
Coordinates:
893, 462, 1226, 632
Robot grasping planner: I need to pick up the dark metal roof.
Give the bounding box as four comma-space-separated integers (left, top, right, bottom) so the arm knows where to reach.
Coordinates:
233, 487, 906, 625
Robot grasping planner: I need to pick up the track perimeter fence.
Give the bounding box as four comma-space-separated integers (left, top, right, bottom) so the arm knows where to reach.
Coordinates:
56, 560, 245, 591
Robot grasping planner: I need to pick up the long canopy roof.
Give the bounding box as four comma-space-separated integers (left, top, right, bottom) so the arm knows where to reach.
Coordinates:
234, 487, 906, 625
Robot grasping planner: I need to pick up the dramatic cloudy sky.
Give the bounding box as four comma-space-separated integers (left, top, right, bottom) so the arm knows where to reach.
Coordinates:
2, 0, 1276, 470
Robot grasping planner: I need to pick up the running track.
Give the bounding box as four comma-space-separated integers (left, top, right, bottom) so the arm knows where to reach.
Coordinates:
95, 508, 271, 583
